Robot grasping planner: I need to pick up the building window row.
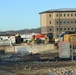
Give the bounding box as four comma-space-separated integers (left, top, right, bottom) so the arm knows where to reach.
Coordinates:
50, 28, 76, 31
50, 20, 76, 24
56, 21, 76, 24
56, 13, 76, 17
57, 28, 76, 30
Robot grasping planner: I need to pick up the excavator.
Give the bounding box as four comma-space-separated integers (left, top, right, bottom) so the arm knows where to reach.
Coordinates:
45, 33, 55, 44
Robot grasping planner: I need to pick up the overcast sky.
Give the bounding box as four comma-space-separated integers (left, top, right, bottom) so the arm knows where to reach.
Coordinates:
0, 0, 76, 31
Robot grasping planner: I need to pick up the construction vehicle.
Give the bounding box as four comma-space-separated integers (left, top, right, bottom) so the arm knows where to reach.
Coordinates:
45, 33, 55, 44
32, 34, 45, 44
32, 33, 55, 44
55, 31, 76, 49
55, 34, 76, 50
63, 34, 76, 48
59, 31, 76, 41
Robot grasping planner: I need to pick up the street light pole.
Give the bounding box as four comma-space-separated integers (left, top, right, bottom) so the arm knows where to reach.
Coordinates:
71, 36, 74, 62
59, 12, 61, 35
4, 40, 5, 50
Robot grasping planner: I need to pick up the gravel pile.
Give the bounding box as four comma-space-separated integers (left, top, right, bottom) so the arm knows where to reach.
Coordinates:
47, 66, 76, 75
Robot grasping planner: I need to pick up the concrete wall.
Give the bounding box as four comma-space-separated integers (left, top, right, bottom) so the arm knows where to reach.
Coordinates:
4, 44, 54, 54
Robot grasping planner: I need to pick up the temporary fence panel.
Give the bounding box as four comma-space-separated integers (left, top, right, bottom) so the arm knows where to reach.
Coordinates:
58, 41, 70, 58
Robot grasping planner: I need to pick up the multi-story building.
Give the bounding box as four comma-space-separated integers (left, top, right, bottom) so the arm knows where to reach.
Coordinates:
39, 8, 76, 38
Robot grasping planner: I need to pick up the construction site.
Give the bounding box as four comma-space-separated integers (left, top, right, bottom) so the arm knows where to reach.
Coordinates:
1, 8, 76, 75
0, 31, 76, 75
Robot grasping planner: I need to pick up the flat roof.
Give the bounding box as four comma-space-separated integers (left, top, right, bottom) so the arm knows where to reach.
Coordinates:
39, 8, 76, 14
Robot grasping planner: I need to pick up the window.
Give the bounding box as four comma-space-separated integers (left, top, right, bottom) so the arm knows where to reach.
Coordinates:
75, 14, 76, 16
49, 14, 51, 17
67, 14, 69, 16
60, 14, 62, 17
67, 21, 69, 23
61, 28, 62, 30
75, 28, 76, 30
56, 14, 58, 17
57, 35, 59, 37
71, 28, 73, 30
75, 21, 76, 23
64, 28, 66, 30
68, 28, 70, 30
57, 28, 59, 30
71, 21, 73, 23
71, 14, 73, 16
60, 21, 62, 23
50, 28, 51, 31
64, 14, 66, 17
64, 21, 66, 23
50, 21, 51, 24
56, 21, 58, 24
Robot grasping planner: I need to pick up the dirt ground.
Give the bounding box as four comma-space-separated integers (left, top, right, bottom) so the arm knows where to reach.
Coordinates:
0, 61, 76, 75
0, 44, 76, 75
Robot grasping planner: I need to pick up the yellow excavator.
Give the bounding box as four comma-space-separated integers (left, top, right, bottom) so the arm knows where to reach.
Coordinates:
45, 33, 55, 44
